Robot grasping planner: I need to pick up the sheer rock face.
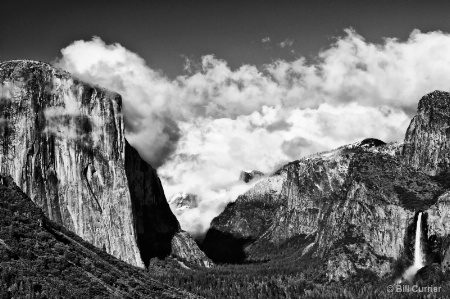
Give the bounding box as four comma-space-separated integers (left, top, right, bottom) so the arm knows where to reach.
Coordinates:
427, 192, 450, 237
202, 170, 286, 263
427, 191, 450, 271
125, 144, 212, 267
265, 153, 351, 244
315, 151, 424, 279
403, 90, 450, 176
0, 60, 210, 268
124, 140, 180, 265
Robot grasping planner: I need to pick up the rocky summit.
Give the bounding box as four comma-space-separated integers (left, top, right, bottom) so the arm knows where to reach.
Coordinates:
238, 170, 265, 183
403, 90, 450, 176
0, 60, 211, 268
202, 91, 450, 281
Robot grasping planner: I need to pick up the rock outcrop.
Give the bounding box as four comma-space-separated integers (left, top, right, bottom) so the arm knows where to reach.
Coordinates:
402, 90, 450, 272
315, 150, 440, 280
403, 90, 450, 175
0, 174, 198, 299
171, 231, 213, 267
202, 169, 285, 263
0, 60, 211, 268
238, 170, 264, 183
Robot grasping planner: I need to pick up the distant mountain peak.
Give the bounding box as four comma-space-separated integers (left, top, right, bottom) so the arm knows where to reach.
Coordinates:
169, 193, 199, 211
357, 138, 386, 148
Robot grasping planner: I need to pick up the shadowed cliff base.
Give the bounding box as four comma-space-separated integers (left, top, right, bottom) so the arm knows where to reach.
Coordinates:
125, 139, 179, 267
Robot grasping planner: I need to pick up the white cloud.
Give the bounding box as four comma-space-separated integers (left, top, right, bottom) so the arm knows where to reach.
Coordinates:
262, 37, 271, 43
56, 29, 450, 237
55, 37, 185, 167
0, 80, 27, 101
279, 38, 294, 48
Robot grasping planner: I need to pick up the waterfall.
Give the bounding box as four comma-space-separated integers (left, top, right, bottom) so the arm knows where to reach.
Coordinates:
402, 212, 424, 282
413, 212, 424, 269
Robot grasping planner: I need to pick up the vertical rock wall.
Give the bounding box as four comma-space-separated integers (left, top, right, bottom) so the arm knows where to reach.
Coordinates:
403, 90, 450, 175
0, 60, 211, 268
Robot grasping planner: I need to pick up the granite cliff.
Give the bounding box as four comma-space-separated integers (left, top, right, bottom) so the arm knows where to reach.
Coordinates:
202, 168, 286, 263
0, 60, 211, 268
403, 90, 450, 176
203, 92, 450, 280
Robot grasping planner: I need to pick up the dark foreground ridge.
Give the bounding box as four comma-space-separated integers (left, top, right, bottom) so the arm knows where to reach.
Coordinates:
0, 175, 198, 299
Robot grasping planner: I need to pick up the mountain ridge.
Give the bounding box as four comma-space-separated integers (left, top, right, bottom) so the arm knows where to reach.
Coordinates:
202, 90, 450, 280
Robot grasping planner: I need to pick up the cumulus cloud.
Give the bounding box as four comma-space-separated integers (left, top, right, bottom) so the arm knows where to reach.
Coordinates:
56, 29, 450, 237
55, 37, 183, 167
282, 137, 318, 160
262, 37, 271, 43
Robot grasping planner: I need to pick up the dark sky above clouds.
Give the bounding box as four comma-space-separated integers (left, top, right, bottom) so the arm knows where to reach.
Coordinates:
2, 1, 450, 78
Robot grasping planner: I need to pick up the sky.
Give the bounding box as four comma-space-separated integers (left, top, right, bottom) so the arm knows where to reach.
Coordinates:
3, 1, 450, 237
3, 1, 450, 78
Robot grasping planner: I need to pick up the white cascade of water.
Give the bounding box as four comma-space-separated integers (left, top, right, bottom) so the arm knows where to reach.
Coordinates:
414, 212, 424, 268
402, 212, 424, 282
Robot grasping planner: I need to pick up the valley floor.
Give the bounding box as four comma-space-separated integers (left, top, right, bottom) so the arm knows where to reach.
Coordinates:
152, 257, 450, 299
